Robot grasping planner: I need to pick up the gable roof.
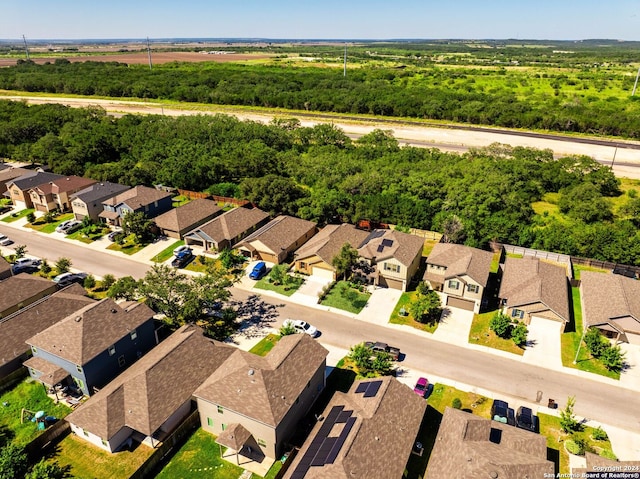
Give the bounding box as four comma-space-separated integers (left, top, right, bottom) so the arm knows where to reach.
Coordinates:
0, 285, 93, 369
153, 198, 222, 233
30, 176, 96, 195
26, 299, 154, 365
294, 224, 370, 266
236, 215, 316, 253
195, 334, 328, 427
66, 325, 235, 439
0, 166, 31, 186
499, 257, 570, 322
189, 206, 270, 245
581, 271, 640, 335
285, 377, 426, 479
358, 229, 424, 267
0, 273, 56, 315
102, 185, 172, 210
425, 407, 553, 479
7, 171, 65, 191
71, 182, 131, 204
424, 243, 494, 287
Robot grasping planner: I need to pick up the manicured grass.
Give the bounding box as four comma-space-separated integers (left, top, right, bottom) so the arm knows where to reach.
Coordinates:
571, 263, 610, 280
155, 428, 243, 479
66, 224, 110, 243
560, 287, 619, 379
152, 240, 184, 263
1, 208, 34, 223
468, 310, 525, 356
427, 383, 492, 418
49, 433, 153, 479
249, 334, 281, 356
490, 252, 501, 274
320, 281, 370, 314
422, 239, 439, 257
27, 213, 74, 233
171, 195, 191, 207
254, 275, 303, 297
185, 255, 219, 273
0, 379, 72, 445
106, 241, 147, 255
389, 291, 439, 334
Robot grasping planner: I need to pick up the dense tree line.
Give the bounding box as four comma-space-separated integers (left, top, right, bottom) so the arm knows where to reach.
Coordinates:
1, 100, 639, 264
1, 60, 639, 138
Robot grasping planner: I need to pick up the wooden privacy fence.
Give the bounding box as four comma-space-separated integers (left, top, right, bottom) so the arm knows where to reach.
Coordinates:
177, 189, 249, 207
26, 420, 71, 461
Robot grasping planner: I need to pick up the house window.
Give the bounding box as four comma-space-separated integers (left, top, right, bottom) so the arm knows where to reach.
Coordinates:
448, 280, 460, 290
130, 330, 137, 340
76, 365, 83, 373
31, 346, 37, 355
222, 424, 227, 431
217, 405, 224, 414
511, 309, 525, 319
300, 262, 307, 269
207, 417, 214, 427
384, 262, 401, 273
467, 284, 479, 294
83, 429, 89, 437
258, 438, 267, 447
29, 368, 36, 376
108, 345, 116, 356
118, 355, 126, 367
101, 439, 108, 447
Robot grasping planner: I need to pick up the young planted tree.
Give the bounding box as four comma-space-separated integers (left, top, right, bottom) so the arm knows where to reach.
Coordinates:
54, 257, 71, 274
121, 211, 153, 243
560, 396, 580, 433
332, 243, 359, 281
584, 327, 607, 358
409, 291, 442, 324
101, 274, 116, 291
107, 276, 139, 301
489, 312, 512, 338
601, 344, 626, 372
13, 245, 27, 259
279, 322, 297, 337
511, 322, 528, 347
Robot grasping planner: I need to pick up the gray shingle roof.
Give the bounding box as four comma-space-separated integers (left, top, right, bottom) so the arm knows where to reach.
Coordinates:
424, 243, 494, 287
425, 407, 553, 479
102, 185, 172, 210
0, 274, 56, 315
153, 198, 222, 233
190, 206, 270, 245
498, 257, 570, 322
0, 167, 31, 186
71, 182, 131, 204
195, 334, 328, 427
358, 229, 424, 267
7, 172, 65, 191
236, 215, 316, 254
294, 224, 370, 266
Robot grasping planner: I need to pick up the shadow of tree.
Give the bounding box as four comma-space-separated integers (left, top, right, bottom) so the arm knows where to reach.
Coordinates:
229, 294, 283, 340
0, 424, 14, 449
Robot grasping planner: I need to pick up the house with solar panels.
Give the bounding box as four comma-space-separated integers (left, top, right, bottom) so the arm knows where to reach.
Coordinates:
284, 376, 426, 479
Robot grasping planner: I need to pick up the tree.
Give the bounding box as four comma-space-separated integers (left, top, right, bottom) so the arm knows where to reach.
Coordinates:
26, 212, 36, 224
511, 322, 528, 347
121, 211, 153, 243
584, 327, 607, 358
601, 344, 625, 372
13, 245, 27, 259
269, 264, 288, 286
83, 274, 96, 290
489, 312, 512, 338
409, 291, 442, 324
332, 243, 359, 281
107, 276, 139, 301
441, 215, 466, 244
101, 274, 116, 291
136, 265, 188, 323
559, 396, 580, 433
40, 259, 51, 275
54, 257, 71, 274
349, 343, 374, 373
0, 443, 28, 479
181, 267, 234, 323
202, 307, 238, 341
26, 460, 67, 479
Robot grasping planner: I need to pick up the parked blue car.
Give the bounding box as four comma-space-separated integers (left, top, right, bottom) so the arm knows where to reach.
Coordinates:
248, 261, 267, 280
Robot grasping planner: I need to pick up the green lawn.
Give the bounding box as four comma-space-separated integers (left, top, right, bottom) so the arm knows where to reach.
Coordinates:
185, 255, 219, 273
66, 224, 110, 243
1, 208, 34, 223
0, 379, 72, 445
468, 310, 525, 356
320, 281, 370, 314
560, 287, 619, 379
27, 213, 74, 233
48, 433, 153, 479
156, 428, 243, 479
254, 275, 303, 297
152, 240, 184, 263
572, 263, 610, 280
389, 291, 439, 333
249, 334, 281, 356
422, 239, 439, 257
172, 195, 191, 207
106, 241, 147, 255
427, 383, 492, 418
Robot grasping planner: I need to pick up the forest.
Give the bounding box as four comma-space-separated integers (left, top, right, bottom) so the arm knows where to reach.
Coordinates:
2, 100, 639, 265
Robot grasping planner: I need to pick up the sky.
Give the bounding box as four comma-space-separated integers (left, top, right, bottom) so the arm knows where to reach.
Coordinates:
2, 0, 640, 41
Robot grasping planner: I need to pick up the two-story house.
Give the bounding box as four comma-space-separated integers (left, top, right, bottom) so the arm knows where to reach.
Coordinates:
70, 182, 131, 222
28, 176, 97, 213
99, 186, 173, 227
423, 243, 494, 312
0, 274, 57, 319
0, 165, 31, 197
24, 298, 157, 396
5, 171, 64, 210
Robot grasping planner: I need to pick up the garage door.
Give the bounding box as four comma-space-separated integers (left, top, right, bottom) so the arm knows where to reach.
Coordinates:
446, 296, 475, 311
312, 266, 335, 281
378, 276, 404, 291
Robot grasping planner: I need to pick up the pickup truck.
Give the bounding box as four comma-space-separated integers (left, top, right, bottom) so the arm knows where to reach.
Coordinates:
365, 341, 401, 361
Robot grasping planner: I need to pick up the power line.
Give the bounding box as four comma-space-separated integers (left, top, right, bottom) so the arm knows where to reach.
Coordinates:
146, 37, 153, 71
22, 35, 30, 60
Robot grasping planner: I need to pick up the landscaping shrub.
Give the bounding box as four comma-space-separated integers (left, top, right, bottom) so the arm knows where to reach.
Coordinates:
489, 312, 512, 338
599, 449, 617, 460
592, 426, 608, 441
565, 439, 582, 455
452, 398, 462, 409
511, 322, 528, 347
26, 212, 35, 223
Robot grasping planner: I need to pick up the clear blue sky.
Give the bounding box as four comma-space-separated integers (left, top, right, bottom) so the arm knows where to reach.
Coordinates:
2, 0, 639, 41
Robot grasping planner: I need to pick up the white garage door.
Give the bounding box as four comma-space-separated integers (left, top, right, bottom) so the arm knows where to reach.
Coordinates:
446, 296, 475, 311
312, 266, 335, 281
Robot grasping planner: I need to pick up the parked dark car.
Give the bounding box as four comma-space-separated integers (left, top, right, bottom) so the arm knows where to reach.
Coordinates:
53, 272, 88, 288
171, 250, 193, 268
248, 261, 267, 280
515, 406, 537, 433
491, 399, 515, 426
364, 341, 401, 361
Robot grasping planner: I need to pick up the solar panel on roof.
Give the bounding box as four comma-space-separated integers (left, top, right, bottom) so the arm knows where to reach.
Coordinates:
355, 382, 369, 393
376, 244, 385, 253
326, 416, 357, 464
382, 238, 394, 247
336, 410, 352, 423
364, 380, 382, 398
311, 437, 337, 466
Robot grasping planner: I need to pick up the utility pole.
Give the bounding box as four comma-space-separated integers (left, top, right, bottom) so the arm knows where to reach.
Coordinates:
343, 43, 347, 77
146, 37, 153, 71
632, 66, 640, 96
22, 35, 30, 60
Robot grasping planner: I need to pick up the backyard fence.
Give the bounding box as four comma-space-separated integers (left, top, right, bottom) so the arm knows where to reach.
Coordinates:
25, 420, 71, 461
177, 189, 249, 207
0, 367, 27, 394
571, 256, 640, 279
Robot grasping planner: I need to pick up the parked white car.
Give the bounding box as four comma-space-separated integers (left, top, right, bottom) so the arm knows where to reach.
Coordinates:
173, 245, 193, 257
282, 319, 319, 338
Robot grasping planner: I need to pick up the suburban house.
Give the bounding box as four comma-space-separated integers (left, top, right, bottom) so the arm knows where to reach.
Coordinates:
153, 198, 222, 239
0, 274, 57, 318
70, 182, 131, 222
184, 206, 270, 252
425, 407, 553, 479
293, 224, 370, 281
236, 215, 317, 264
194, 334, 329, 461
581, 271, 640, 345
0, 165, 30, 196
423, 243, 494, 312
0, 257, 11, 280
28, 176, 97, 213
5, 171, 65, 210
284, 377, 426, 479
356, 229, 424, 291
498, 256, 570, 329
65, 325, 235, 453
24, 298, 157, 396
0, 284, 93, 382
99, 185, 174, 227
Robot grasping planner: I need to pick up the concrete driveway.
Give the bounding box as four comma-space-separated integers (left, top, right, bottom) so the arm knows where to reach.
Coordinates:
432, 306, 475, 344
356, 287, 402, 326
619, 342, 640, 390
289, 276, 332, 307
522, 316, 563, 369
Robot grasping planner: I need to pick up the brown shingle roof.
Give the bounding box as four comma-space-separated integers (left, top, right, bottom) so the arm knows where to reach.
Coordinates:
195, 334, 328, 427
31, 176, 96, 195
0, 167, 30, 186
581, 271, 640, 335
284, 377, 426, 479
0, 285, 93, 369
573, 452, 640, 474
425, 407, 553, 479
216, 423, 253, 451
0, 274, 56, 315
153, 199, 222, 233
66, 325, 234, 439
424, 243, 494, 287
358, 229, 424, 267
236, 215, 316, 254
23, 356, 69, 386
102, 185, 172, 210
499, 257, 570, 322
294, 224, 369, 266
190, 206, 270, 245
0, 257, 12, 280
26, 299, 154, 365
